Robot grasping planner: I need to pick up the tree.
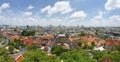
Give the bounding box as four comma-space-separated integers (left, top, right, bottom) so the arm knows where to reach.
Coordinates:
26, 45, 37, 51
91, 42, 95, 47
108, 51, 120, 62
14, 39, 23, 49
93, 50, 105, 61
51, 46, 65, 56
21, 49, 60, 62
80, 31, 86, 36
116, 44, 120, 51
9, 46, 14, 54
82, 41, 89, 49
89, 42, 95, 50
22, 30, 35, 36
60, 49, 96, 62
78, 40, 82, 47
9, 39, 25, 49
0, 47, 14, 62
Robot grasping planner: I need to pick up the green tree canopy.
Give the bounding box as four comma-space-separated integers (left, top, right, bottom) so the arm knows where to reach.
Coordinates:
92, 50, 106, 61
116, 44, 120, 51
22, 30, 35, 36
21, 49, 60, 62
108, 51, 120, 62
0, 47, 14, 62
51, 45, 67, 56
60, 49, 96, 62
80, 31, 86, 36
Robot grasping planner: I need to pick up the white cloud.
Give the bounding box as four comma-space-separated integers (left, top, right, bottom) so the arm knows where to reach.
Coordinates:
70, 11, 87, 20
109, 15, 120, 25
28, 5, 34, 9
89, 12, 120, 26
90, 12, 107, 26
41, 6, 51, 13
1, 13, 120, 26
0, 3, 10, 13
41, 1, 73, 15
1, 9, 120, 26
23, 11, 32, 16
105, 0, 120, 10
109, 15, 120, 21
0, 3, 10, 9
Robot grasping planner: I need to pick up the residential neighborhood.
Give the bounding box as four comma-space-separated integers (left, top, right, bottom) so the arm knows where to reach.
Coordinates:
0, 25, 120, 62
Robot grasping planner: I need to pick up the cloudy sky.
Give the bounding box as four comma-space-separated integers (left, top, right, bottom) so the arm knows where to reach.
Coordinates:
0, 0, 120, 26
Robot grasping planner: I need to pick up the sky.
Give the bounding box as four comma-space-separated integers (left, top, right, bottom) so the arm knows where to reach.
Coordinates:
0, 0, 120, 26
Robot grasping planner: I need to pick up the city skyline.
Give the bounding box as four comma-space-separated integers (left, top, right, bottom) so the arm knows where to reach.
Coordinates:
0, 0, 120, 26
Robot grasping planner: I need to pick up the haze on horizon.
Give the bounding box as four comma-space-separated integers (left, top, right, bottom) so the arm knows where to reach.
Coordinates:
0, 0, 120, 27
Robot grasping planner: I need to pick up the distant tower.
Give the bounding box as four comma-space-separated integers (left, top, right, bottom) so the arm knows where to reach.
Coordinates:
81, 25, 84, 29
27, 25, 29, 29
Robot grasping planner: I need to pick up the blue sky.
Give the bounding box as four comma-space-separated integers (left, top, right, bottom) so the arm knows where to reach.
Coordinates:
0, 0, 120, 26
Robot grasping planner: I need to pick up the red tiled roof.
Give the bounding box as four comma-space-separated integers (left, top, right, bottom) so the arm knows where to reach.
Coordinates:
23, 37, 43, 46
3, 32, 9, 37
15, 54, 23, 62
43, 34, 54, 40
69, 35, 80, 42
34, 38, 42, 45
105, 39, 120, 46
23, 37, 33, 46
80, 36, 105, 47
11, 35, 20, 40
81, 36, 96, 46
